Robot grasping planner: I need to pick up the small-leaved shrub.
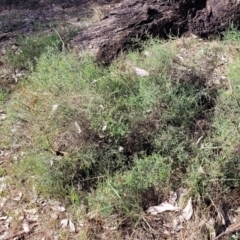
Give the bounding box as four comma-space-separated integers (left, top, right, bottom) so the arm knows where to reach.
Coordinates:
6, 32, 61, 70
6, 29, 240, 236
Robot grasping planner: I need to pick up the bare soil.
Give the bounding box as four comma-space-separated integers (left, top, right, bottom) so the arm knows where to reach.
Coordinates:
0, 0, 93, 92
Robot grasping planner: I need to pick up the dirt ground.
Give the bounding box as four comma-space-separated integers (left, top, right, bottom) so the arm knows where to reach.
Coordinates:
0, 0, 96, 94
0, 0, 91, 45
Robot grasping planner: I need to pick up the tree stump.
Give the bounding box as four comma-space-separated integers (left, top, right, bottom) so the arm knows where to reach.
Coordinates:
71, 0, 240, 64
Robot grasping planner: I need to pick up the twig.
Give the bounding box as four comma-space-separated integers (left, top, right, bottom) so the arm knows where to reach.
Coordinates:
3, 222, 39, 240
214, 221, 240, 240
53, 27, 65, 51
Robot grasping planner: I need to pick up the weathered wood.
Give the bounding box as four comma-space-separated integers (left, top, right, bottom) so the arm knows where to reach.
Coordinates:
71, 0, 240, 64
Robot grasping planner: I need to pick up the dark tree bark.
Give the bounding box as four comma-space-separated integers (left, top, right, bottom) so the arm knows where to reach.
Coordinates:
71, 0, 240, 65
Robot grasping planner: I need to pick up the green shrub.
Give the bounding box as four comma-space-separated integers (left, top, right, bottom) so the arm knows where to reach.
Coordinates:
7, 36, 231, 230
0, 89, 4, 103
6, 32, 61, 70
87, 153, 171, 220
223, 24, 240, 43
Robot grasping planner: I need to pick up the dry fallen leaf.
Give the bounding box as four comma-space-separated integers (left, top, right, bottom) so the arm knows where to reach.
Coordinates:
51, 205, 66, 212
74, 121, 82, 134
0, 177, 7, 193
22, 219, 30, 233
147, 202, 180, 215
102, 124, 107, 131
118, 146, 124, 152
0, 113, 6, 121
182, 197, 193, 221
132, 66, 149, 76
57, 206, 66, 212
60, 219, 68, 228
143, 51, 151, 57
51, 104, 59, 112
216, 211, 225, 226
0, 197, 7, 207
0, 231, 9, 239
69, 220, 76, 232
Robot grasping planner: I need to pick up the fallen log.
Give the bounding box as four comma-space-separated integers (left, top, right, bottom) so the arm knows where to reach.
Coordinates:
71, 0, 240, 64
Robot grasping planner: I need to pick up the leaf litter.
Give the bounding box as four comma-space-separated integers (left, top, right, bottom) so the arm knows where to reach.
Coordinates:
146, 189, 193, 234
60, 218, 76, 232
145, 186, 240, 239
